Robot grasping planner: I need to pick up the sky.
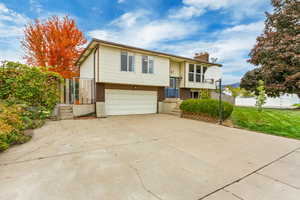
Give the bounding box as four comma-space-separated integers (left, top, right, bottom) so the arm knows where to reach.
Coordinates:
0, 0, 272, 84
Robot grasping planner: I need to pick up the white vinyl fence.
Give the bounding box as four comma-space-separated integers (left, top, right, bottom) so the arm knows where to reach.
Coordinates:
236, 94, 300, 109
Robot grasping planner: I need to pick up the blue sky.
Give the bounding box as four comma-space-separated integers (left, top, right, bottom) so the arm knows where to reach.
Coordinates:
0, 0, 272, 84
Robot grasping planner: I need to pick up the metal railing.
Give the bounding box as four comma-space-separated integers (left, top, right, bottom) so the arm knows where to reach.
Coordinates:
60, 78, 95, 104
165, 88, 180, 98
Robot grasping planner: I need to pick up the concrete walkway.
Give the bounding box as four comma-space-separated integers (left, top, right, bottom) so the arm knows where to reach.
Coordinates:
0, 114, 299, 200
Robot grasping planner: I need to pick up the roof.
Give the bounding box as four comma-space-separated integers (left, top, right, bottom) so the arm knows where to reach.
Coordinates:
75, 38, 222, 67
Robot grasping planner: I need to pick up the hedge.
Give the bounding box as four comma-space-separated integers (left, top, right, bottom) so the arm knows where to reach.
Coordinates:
0, 102, 31, 151
180, 99, 234, 120
0, 61, 62, 111
0, 61, 63, 151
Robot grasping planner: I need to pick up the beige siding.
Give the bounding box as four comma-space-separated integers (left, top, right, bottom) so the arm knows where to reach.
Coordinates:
170, 62, 180, 77
179, 62, 185, 88
98, 45, 169, 86
80, 52, 94, 79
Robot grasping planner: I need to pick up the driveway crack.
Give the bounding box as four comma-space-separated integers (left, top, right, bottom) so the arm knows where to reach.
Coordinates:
128, 163, 163, 200
223, 189, 244, 200
0, 137, 170, 166
198, 146, 300, 200
256, 172, 300, 190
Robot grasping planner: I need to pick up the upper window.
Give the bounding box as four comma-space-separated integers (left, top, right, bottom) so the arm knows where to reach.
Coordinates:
121, 51, 135, 72
196, 65, 201, 82
188, 64, 194, 82
188, 64, 207, 83
142, 56, 154, 74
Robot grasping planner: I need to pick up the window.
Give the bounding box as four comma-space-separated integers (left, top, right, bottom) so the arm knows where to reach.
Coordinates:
196, 65, 201, 82
142, 55, 154, 74
188, 64, 207, 83
149, 57, 154, 73
188, 64, 194, 81
120, 51, 135, 72
121, 51, 127, 71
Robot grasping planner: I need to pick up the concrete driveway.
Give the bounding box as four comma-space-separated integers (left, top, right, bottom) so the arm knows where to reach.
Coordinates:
1, 114, 300, 200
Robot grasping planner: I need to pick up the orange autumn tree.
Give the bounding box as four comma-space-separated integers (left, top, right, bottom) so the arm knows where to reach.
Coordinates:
22, 16, 87, 78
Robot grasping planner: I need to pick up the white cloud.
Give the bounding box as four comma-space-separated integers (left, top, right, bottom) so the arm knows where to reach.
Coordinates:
0, 3, 30, 62
29, 0, 43, 14
117, 0, 125, 3
88, 10, 200, 49
169, 5, 204, 20
110, 10, 149, 28
169, 0, 270, 21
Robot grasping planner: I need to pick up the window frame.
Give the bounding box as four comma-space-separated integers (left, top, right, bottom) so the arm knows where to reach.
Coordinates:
120, 51, 135, 72
188, 64, 207, 83
142, 55, 154, 74
196, 65, 201, 83
188, 64, 195, 82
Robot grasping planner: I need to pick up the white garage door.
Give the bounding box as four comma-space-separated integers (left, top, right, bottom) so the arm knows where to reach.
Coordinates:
105, 89, 157, 115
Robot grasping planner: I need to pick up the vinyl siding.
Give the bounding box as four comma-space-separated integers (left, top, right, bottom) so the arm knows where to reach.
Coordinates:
170, 61, 180, 77
80, 51, 94, 79
98, 45, 169, 87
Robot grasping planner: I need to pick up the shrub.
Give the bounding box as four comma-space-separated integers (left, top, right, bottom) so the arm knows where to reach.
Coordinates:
293, 103, 300, 108
200, 89, 211, 99
180, 99, 234, 120
0, 102, 31, 151
0, 61, 62, 112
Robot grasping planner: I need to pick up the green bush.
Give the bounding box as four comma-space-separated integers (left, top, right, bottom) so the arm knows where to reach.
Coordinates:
180, 99, 234, 120
0, 61, 62, 111
0, 61, 62, 152
293, 103, 300, 108
0, 103, 31, 151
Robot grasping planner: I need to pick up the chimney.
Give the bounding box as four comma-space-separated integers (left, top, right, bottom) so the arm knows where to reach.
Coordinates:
194, 52, 209, 62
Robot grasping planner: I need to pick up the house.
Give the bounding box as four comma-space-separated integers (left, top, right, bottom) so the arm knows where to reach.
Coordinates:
75, 39, 222, 117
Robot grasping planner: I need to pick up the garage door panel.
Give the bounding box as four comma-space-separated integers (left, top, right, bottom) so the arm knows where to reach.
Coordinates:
105, 89, 157, 115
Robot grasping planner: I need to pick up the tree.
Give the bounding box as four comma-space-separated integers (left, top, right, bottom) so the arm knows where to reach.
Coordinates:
255, 80, 267, 112
22, 16, 87, 78
226, 86, 241, 97
247, 0, 300, 97
240, 68, 264, 95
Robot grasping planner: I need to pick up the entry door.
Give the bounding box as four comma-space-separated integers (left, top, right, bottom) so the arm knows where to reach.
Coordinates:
105, 89, 157, 115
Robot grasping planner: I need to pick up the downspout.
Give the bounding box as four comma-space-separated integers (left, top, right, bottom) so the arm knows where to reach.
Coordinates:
93, 45, 99, 112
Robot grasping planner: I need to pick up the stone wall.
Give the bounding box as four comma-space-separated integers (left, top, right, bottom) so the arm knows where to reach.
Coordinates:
73, 104, 95, 117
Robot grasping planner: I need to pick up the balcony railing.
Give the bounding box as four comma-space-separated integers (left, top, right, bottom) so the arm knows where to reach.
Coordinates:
165, 88, 180, 98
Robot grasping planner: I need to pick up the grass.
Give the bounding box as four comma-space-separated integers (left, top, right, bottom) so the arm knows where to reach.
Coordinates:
230, 107, 300, 140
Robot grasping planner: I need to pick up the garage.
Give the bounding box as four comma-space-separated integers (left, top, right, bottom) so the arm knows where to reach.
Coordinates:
105, 89, 157, 115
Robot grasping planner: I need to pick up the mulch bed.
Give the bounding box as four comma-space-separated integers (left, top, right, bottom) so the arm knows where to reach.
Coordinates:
181, 112, 218, 123
181, 111, 234, 127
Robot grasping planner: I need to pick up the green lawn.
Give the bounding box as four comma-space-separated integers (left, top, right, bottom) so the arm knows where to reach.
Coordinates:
230, 107, 300, 140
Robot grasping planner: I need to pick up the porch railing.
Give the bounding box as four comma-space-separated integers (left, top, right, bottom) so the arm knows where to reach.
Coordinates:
165, 88, 180, 98
60, 78, 95, 104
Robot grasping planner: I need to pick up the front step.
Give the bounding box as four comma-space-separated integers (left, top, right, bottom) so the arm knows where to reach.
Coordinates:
58, 105, 74, 120
168, 110, 181, 117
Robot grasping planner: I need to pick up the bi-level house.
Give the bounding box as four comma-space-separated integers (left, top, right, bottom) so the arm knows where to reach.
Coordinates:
76, 39, 222, 117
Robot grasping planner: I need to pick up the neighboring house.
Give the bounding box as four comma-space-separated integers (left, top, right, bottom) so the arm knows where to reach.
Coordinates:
75, 39, 222, 116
